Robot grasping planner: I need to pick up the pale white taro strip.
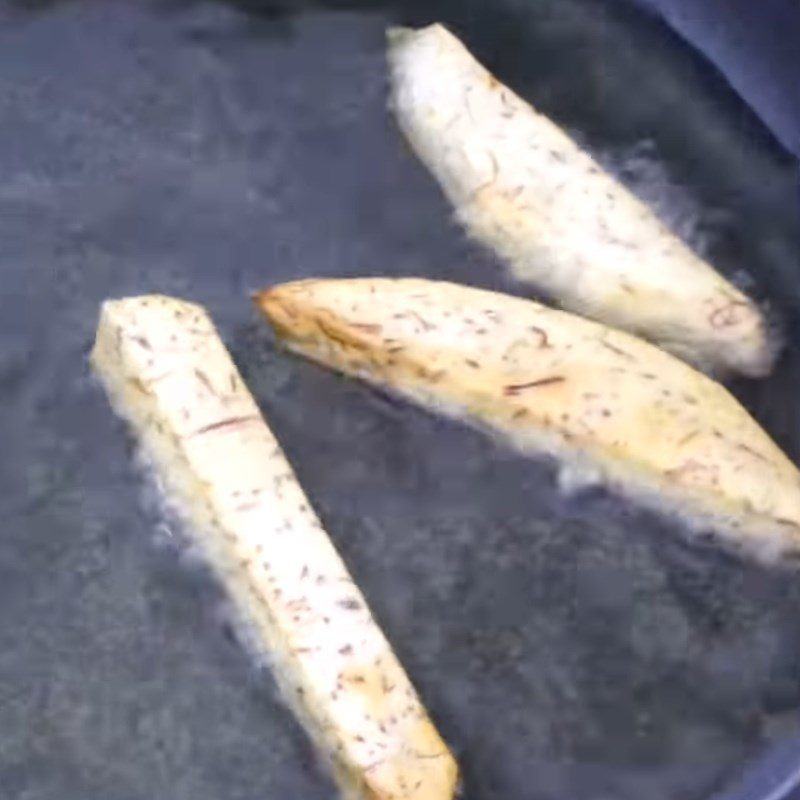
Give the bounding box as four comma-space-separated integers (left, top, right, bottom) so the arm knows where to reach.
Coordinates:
387, 24, 775, 378
91, 294, 459, 800
257, 277, 800, 565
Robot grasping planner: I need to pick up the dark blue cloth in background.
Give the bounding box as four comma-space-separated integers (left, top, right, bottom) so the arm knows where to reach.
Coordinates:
632, 0, 800, 162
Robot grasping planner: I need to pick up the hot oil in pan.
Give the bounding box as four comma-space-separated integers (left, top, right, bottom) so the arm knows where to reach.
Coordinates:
3, 1, 800, 799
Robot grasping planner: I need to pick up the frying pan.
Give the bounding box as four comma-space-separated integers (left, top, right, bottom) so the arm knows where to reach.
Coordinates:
1, 1, 800, 799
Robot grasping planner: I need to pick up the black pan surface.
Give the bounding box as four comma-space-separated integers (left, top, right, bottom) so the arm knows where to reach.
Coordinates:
1, 2, 800, 799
